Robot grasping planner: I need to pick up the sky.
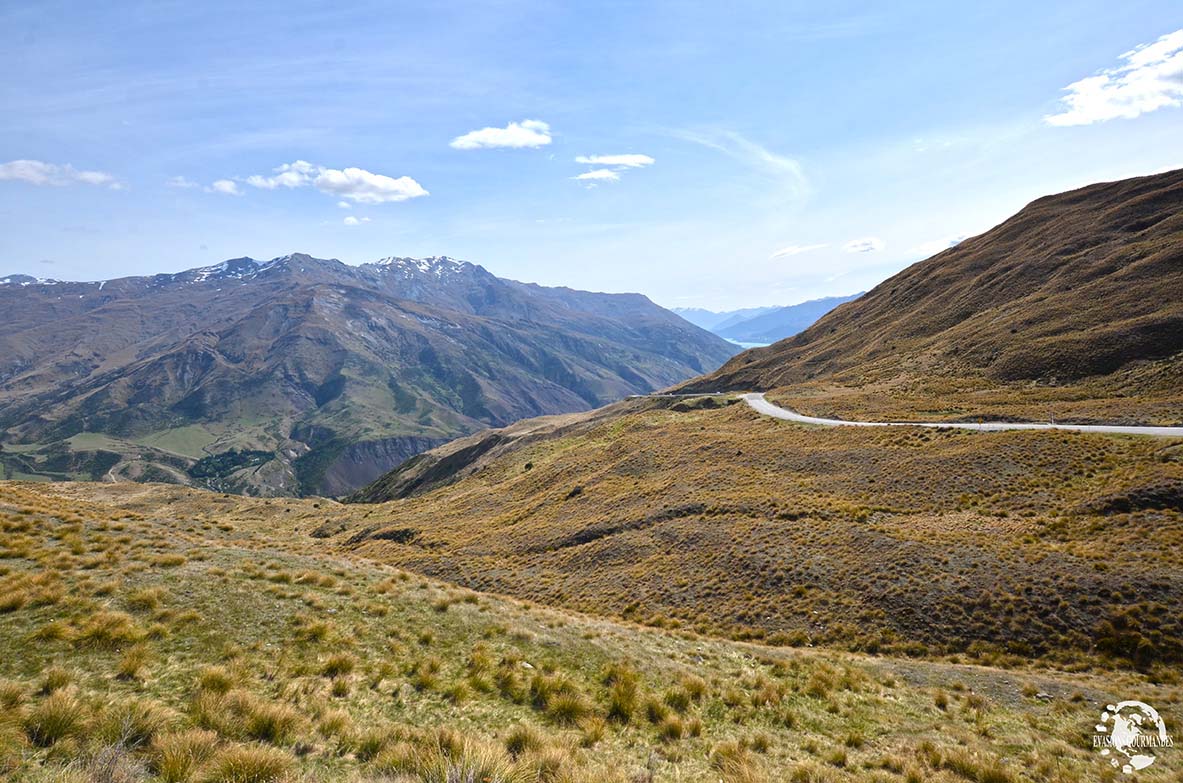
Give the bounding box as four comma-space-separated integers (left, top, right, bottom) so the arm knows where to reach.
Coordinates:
1, 1, 1181, 311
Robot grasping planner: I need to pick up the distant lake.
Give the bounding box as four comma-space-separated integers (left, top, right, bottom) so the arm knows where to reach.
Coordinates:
726, 339, 770, 349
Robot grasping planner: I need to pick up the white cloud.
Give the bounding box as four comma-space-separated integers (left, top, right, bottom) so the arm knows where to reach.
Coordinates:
770, 243, 828, 259
244, 159, 319, 189
210, 179, 241, 196
573, 169, 621, 182
314, 167, 427, 204
0, 159, 121, 189
574, 154, 654, 168
450, 119, 552, 150
236, 161, 428, 204
1045, 29, 1183, 126
842, 237, 885, 253
166, 176, 200, 189
337, 201, 351, 209
911, 235, 967, 257
343, 216, 371, 226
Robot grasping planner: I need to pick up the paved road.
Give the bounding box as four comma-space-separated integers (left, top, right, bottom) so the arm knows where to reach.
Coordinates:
740, 392, 1183, 438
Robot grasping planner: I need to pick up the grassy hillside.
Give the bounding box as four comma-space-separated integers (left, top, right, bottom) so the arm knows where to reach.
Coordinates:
343, 397, 1183, 671
682, 169, 1183, 423
3, 480, 1181, 782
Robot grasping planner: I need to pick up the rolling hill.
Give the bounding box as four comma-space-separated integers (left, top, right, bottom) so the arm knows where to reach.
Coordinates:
339, 169, 1183, 672
0, 254, 736, 496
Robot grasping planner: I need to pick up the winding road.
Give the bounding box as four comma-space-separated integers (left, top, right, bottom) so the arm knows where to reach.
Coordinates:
740, 392, 1183, 438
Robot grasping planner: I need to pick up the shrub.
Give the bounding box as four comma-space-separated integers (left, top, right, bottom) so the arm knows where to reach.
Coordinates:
23, 690, 85, 746
200, 743, 293, 783
151, 728, 219, 783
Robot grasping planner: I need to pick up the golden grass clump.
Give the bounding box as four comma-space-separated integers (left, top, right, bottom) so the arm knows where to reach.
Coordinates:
151, 728, 219, 783
23, 690, 86, 747
196, 665, 236, 694
199, 742, 292, 783
319, 652, 356, 678
75, 610, 144, 648
97, 696, 176, 749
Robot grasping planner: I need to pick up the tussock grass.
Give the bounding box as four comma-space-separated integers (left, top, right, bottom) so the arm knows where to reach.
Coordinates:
1, 480, 1179, 782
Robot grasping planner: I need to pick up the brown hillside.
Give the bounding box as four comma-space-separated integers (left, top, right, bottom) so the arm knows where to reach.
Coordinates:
342, 397, 1183, 667
685, 168, 1183, 394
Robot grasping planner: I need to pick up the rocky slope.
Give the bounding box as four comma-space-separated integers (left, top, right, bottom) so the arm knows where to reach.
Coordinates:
0, 254, 736, 495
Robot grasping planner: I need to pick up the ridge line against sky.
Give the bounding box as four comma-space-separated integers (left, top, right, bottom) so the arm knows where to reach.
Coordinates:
0, 2, 1180, 310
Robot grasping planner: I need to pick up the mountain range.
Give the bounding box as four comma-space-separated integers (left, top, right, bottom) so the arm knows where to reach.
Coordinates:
674, 294, 860, 345
0, 254, 736, 496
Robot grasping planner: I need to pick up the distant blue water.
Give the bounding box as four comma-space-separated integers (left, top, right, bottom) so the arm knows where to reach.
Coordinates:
725, 339, 769, 349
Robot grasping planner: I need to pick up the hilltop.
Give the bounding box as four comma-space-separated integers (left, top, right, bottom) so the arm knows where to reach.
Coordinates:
0, 254, 735, 496
682, 169, 1183, 423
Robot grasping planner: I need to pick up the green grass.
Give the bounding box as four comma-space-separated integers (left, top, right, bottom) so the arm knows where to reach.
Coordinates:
137, 426, 221, 459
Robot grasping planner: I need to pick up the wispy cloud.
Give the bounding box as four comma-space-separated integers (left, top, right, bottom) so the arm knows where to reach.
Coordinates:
571, 153, 654, 185
166, 175, 200, 189
842, 237, 884, 253
234, 160, 427, 204
573, 169, 621, 182
1045, 29, 1183, 126
0, 159, 122, 189
911, 235, 967, 257
343, 215, 371, 226
574, 154, 654, 168
770, 243, 827, 259
450, 119, 552, 149
673, 129, 809, 199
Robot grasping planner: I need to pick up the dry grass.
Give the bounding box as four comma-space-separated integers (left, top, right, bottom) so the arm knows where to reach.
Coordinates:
329, 401, 1183, 668
1, 480, 1180, 782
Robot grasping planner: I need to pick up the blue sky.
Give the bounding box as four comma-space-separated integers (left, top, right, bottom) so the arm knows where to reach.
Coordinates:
1, 1, 1180, 310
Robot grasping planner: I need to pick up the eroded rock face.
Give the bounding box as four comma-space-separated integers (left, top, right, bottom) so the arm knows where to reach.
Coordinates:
318, 436, 448, 498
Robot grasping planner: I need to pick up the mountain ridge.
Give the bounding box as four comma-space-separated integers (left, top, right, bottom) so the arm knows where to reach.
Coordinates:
0, 253, 737, 496
681, 168, 1183, 397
